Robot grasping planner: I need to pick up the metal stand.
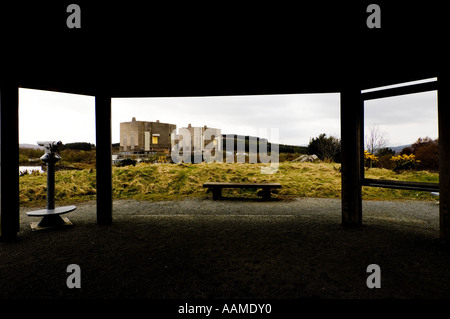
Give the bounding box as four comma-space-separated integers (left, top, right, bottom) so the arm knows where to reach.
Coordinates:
26, 141, 76, 230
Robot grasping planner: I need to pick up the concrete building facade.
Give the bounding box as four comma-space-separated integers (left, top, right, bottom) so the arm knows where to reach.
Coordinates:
185, 124, 221, 153
120, 117, 176, 154
173, 124, 222, 154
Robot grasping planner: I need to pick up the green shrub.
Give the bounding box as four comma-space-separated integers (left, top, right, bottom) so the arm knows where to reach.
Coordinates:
117, 158, 137, 167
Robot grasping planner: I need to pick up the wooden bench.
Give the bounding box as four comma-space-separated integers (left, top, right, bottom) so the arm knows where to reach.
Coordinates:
203, 182, 282, 200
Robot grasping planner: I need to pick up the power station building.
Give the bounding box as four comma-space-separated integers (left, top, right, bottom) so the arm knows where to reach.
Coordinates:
120, 117, 176, 154
172, 124, 222, 154
118, 118, 221, 162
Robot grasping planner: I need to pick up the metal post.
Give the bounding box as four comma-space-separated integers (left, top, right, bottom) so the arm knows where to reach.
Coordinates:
47, 163, 55, 209
26, 141, 76, 230
40, 142, 61, 210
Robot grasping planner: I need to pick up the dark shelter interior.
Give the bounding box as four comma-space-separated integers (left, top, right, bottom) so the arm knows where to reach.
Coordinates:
0, 1, 449, 309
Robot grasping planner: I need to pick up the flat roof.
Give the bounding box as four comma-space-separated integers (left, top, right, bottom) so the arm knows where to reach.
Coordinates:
1, 2, 443, 97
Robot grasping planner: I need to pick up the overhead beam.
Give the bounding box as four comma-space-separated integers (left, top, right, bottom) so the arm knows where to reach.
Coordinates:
95, 94, 113, 225
362, 80, 438, 101
0, 83, 19, 240
341, 86, 363, 226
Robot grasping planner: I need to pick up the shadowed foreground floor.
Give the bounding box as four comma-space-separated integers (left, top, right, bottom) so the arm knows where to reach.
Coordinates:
1, 198, 449, 302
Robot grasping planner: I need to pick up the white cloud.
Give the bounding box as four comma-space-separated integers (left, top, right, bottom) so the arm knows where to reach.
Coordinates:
19, 88, 95, 145
364, 91, 438, 146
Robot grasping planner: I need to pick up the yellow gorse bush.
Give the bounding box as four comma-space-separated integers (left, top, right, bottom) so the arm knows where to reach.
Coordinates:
390, 154, 420, 162
364, 150, 379, 162
390, 153, 420, 171
364, 150, 378, 168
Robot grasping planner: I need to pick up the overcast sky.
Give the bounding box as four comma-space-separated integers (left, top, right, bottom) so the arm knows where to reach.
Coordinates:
18, 78, 438, 148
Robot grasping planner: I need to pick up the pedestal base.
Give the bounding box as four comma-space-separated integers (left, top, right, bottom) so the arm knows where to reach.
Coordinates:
27, 205, 76, 231
30, 217, 73, 231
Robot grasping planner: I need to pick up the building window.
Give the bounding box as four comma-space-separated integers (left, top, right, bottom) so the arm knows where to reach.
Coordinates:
152, 136, 159, 144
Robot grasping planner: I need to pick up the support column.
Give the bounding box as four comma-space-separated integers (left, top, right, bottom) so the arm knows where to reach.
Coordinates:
340, 86, 363, 226
438, 73, 450, 243
0, 83, 19, 240
95, 94, 113, 225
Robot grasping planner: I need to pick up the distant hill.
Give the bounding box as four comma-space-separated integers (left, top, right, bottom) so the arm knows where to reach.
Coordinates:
19, 144, 44, 150
389, 144, 412, 154
221, 134, 307, 154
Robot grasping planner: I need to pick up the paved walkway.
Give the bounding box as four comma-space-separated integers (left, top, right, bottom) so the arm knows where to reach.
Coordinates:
3, 198, 447, 300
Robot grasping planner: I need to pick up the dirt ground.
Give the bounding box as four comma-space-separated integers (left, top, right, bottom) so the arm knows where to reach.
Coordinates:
1, 197, 449, 312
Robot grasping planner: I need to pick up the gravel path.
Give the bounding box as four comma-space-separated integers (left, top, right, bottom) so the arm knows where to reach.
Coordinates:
2, 197, 449, 301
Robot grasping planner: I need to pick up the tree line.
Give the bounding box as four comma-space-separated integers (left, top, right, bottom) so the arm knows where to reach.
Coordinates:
19, 135, 439, 172
304, 129, 439, 173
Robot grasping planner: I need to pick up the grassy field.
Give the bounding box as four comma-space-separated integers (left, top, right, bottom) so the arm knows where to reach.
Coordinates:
19, 162, 439, 207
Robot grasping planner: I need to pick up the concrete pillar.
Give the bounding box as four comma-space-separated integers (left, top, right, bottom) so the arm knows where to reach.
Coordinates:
340, 86, 363, 226
95, 94, 113, 225
438, 73, 450, 243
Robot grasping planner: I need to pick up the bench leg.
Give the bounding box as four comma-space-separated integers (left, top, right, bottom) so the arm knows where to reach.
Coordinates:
262, 188, 271, 200
212, 187, 222, 200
